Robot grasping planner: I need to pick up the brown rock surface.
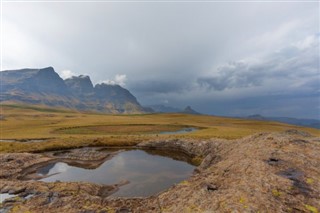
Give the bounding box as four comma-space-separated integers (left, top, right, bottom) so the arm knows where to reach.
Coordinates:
0, 130, 319, 212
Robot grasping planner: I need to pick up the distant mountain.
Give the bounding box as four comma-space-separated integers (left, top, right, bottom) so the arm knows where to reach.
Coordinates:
246, 114, 320, 129
147, 104, 201, 115
0, 67, 146, 113
247, 114, 266, 120
182, 106, 201, 115
147, 105, 181, 113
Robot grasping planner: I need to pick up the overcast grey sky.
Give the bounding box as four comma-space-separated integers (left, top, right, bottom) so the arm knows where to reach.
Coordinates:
1, 1, 319, 118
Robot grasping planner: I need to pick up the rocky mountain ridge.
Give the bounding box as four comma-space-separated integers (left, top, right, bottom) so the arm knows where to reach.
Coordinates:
0, 67, 145, 113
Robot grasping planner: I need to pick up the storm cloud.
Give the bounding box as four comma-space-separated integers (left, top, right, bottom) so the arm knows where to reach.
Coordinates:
1, 1, 319, 118
197, 35, 319, 92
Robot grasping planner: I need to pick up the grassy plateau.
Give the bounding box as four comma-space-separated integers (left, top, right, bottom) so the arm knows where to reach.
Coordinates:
1, 103, 319, 153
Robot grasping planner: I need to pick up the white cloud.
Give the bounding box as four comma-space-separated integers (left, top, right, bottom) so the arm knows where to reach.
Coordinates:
102, 74, 127, 87
60, 70, 76, 79
49, 162, 69, 174
293, 34, 318, 50
2, 2, 318, 117
115, 74, 127, 86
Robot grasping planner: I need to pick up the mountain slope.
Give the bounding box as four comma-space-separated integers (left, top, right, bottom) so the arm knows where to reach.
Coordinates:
0, 67, 145, 113
182, 106, 201, 115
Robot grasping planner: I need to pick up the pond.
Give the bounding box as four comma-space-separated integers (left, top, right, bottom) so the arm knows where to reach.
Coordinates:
159, 127, 197, 135
34, 149, 195, 197
0, 193, 16, 203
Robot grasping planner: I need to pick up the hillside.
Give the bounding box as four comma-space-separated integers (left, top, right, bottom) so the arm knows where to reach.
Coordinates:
0, 67, 145, 113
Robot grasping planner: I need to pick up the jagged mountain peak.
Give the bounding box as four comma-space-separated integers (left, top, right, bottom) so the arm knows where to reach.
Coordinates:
67, 74, 91, 80
182, 106, 201, 115
1, 67, 145, 114
65, 75, 94, 96
94, 83, 138, 103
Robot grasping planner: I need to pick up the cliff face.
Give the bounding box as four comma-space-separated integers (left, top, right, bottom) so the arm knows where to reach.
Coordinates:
64, 75, 94, 99
93, 83, 144, 113
1, 67, 69, 95
0, 67, 145, 113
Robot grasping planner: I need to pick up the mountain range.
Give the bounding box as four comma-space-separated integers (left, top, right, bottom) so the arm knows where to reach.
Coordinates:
1, 67, 318, 128
246, 114, 320, 129
0, 67, 146, 113
147, 105, 201, 114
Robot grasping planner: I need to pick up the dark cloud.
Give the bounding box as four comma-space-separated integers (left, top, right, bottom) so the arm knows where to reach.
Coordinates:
197, 35, 319, 94
129, 80, 188, 94
197, 61, 263, 91
1, 2, 319, 118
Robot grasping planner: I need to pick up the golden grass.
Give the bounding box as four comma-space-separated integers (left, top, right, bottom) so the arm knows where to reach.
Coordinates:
0, 103, 319, 153
55, 124, 191, 135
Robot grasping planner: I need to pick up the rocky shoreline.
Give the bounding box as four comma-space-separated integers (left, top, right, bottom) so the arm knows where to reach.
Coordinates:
1, 130, 319, 212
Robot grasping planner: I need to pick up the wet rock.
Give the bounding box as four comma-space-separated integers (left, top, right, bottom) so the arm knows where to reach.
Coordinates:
7, 190, 14, 194
2, 198, 17, 204
266, 158, 282, 166
284, 129, 312, 137
98, 186, 119, 198
278, 168, 303, 181
267, 158, 278, 163
206, 184, 218, 191
0, 206, 12, 213
0, 153, 51, 179
80, 210, 95, 213
277, 168, 311, 196
199, 153, 221, 170
117, 207, 131, 213
0, 188, 8, 193
11, 187, 26, 194
42, 192, 59, 205
19, 191, 30, 197
52, 150, 71, 156
290, 139, 308, 144
46, 148, 112, 161
4, 158, 14, 162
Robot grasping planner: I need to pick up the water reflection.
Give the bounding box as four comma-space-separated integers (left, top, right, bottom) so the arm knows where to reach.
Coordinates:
0, 193, 15, 203
37, 150, 195, 197
159, 127, 197, 135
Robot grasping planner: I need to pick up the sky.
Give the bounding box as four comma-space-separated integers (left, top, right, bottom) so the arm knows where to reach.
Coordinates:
1, 1, 319, 118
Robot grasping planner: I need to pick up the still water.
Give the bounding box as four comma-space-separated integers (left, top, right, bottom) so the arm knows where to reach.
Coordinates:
159, 127, 197, 135
37, 149, 195, 197
0, 193, 15, 203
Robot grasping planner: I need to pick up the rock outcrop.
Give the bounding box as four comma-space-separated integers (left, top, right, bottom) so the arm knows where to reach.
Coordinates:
1, 130, 319, 212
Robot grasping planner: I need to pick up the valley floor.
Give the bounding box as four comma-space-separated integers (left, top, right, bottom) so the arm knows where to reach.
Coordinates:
1, 130, 320, 213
